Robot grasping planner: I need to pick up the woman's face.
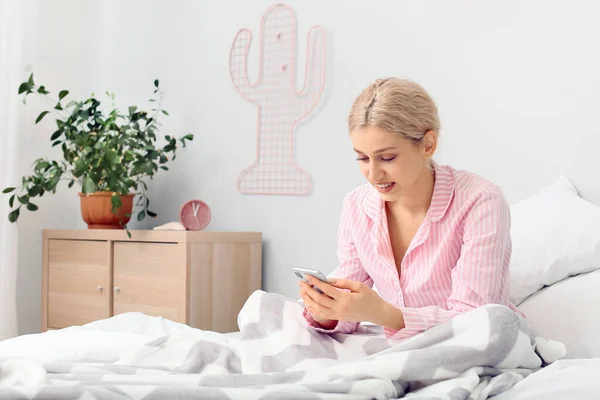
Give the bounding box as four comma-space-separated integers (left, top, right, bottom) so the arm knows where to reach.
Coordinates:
350, 125, 435, 202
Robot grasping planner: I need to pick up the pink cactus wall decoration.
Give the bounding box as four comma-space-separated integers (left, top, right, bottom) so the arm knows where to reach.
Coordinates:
229, 3, 327, 195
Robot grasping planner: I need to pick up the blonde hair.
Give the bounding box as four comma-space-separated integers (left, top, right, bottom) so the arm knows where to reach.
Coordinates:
348, 78, 440, 143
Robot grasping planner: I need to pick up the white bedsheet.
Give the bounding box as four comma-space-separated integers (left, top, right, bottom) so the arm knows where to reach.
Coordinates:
491, 358, 600, 399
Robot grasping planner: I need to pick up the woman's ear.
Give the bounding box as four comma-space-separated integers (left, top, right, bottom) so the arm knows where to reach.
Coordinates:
421, 130, 437, 157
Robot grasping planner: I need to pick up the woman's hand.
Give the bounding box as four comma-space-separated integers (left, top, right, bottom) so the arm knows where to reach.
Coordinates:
299, 276, 405, 330
298, 280, 338, 329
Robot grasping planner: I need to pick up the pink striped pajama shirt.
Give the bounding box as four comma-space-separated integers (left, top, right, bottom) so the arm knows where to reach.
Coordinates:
303, 162, 523, 339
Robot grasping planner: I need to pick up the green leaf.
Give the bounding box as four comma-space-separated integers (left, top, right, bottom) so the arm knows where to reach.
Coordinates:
58, 90, 69, 100
8, 208, 19, 223
154, 79, 159, 88
37, 85, 50, 95
111, 194, 122, 209
18, 195, 29, 205
28, 73, 34, 86
78, 109, 89, 119
128, 106, 137, 115
9, 195, 15, 208
74, 158, 86, 174
50, 130, 62, 140
137, 210, 146, 221
2, 187, 15, 194
140, 162, 153, 175
52, 140, 62, 147
68, 180, 75, 188
147, 210, 157, 218
182, 134, 193, 141
48, 174, 60, 190
160, 166, 168, 171
55, 102, 63, 111
35, 160, 50, 172
161, 110, 169, 116
26, 203, 38, 211
28, 185, 43, 196
82, 177, 97, 194
18, 82, 30, 94
106, 150, 120, 165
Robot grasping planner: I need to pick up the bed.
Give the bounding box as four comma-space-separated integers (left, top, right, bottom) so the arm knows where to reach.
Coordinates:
0, 175, 599, 399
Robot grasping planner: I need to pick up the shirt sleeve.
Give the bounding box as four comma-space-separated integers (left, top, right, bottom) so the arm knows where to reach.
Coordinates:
303, 192, 374, 335
385, 186, 512, 339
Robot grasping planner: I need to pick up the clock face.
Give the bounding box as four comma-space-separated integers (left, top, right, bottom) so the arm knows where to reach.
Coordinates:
179, 200, 211, 231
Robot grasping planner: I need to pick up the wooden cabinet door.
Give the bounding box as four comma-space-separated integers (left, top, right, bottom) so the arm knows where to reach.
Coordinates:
113, 242, 187, 323
47, 240, 111, 329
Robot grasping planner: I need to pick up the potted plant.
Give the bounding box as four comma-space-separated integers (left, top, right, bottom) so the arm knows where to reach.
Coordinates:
2, 73, 193, 234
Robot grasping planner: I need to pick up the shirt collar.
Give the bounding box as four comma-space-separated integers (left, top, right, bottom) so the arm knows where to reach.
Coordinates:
361, 161, 455, 223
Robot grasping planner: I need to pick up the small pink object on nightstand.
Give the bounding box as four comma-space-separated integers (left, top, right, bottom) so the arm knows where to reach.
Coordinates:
179, 200, 211, 231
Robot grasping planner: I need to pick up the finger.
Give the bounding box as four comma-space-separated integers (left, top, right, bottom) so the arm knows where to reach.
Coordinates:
299, 290, 307, 302
303, 282, 337, 308
301, 277, 324, 294
299, 280, 321, 298
305, 276, 342, 299
328, 278, 362, 292
298, 280, 311, 292
304, 296, 323, 318
303, 290, 333, 319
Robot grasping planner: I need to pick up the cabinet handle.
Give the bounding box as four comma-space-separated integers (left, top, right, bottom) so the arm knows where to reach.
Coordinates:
97, 286, 103, 292
114, 287, 120, 293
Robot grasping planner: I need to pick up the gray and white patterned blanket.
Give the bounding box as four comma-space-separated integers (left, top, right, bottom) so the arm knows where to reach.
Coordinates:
0, 290, 565, 399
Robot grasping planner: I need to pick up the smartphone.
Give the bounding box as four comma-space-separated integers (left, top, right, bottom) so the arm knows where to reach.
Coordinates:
293, 266, 328, 294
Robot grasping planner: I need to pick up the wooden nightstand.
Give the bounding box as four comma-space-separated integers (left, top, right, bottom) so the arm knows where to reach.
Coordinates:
41, 229, 262, 333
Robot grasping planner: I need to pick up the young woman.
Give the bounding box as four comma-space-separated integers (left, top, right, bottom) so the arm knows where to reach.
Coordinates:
298, 77, 522, 339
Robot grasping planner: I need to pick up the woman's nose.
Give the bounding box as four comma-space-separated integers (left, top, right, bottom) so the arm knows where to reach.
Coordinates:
368, 164, 381, 182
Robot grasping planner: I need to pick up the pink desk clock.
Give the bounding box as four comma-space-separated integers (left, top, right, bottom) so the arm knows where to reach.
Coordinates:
179, 200, 211, 231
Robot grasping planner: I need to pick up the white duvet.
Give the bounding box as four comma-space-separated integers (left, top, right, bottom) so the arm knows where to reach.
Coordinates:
0, 312, 237, 364
1, 310, 599, 399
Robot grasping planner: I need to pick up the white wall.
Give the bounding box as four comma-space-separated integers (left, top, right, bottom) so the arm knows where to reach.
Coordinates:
13, 0, 600, 334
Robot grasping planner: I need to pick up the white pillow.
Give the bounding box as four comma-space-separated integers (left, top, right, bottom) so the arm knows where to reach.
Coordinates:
518, 269, 600, 359
509, 175, 600, 305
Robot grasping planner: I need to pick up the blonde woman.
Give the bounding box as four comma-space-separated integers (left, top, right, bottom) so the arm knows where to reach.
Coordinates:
299, 78, 523, 339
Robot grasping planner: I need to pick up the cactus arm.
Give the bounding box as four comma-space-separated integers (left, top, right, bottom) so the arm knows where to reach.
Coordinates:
295, 25, 327, 117
229, 28, 259, 101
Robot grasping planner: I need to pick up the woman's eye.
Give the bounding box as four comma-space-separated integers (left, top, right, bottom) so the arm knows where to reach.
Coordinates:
381, 156, 396, 162
356, 157, 368, 162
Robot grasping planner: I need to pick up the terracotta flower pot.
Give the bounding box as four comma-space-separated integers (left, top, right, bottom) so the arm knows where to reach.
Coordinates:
79, 192, 135, 229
